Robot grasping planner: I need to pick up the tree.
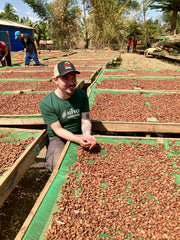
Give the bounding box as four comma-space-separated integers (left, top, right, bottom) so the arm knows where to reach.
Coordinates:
22, 0, 49, 20
149, 0, 180, 33
84, 0, 139, 49
0, 3, 19, 21
162, 11, 180, 33
48, 0, 82, 49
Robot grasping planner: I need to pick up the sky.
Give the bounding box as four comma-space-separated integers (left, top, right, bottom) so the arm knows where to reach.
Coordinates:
0, 0, 162, 22
0, 0, 51, 22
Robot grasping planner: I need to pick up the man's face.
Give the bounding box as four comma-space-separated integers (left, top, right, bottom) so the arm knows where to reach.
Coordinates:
56, 71, 77, 97
17, 34, 22, 39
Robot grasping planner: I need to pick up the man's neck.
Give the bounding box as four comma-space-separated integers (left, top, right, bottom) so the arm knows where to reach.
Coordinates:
55, 88, 71, 100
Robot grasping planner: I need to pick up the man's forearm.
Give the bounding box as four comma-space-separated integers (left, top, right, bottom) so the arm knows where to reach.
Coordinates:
50, 125, 81, 144
81, 119, 92, 136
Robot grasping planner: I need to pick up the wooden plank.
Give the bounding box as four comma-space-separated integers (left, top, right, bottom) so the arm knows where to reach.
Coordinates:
92, 121, 180, 133
0, 129, 46, 208
0, 117, 44, 125
14, 141, 70, 240
99, 74, 180, 78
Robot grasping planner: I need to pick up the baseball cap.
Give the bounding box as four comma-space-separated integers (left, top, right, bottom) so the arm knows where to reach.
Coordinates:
15, 31, 21, 39
54, 61, 80, 78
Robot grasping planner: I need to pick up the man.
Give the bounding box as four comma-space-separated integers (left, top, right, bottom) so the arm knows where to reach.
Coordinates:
40, 61, 97, 171
133, 37, 137, 52
14, 31, 43, 66
0, 41, 11, 66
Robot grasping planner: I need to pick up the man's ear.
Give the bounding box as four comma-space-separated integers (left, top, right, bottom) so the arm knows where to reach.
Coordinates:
54, 77, 59, 84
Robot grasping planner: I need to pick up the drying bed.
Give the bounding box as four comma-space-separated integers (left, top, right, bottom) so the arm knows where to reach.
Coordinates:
0, 66, 49, 72
101, 69, 180, 76
88, 90, 180, 133
89, 90, 180, 123
0, 66, 101, 76
61, 60, 110, 66
0, 80, 56, 92
0, 79, 84, 92
0, 92, 47, 115
0, 70, 94, 81
15, 136, 180, 240
66, 52, 119, 60
90, 77, 180, 91
0, 128, 46, 207
0, 71, 53, 79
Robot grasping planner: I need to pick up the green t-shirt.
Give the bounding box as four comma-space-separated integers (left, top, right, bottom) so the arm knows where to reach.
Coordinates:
40, 89, 89, 137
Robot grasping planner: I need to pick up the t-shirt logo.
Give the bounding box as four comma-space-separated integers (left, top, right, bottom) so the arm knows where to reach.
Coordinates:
62, 108, 80, 119
62, 110, 66, 119
64, 62, 72, 70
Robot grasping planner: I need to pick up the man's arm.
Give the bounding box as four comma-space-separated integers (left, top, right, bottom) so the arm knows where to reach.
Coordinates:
81, 112, 92, 137
2, 46, 8, 61
34, 39, 41, 54
49, 120, 92, 148
81, 112, 97, 149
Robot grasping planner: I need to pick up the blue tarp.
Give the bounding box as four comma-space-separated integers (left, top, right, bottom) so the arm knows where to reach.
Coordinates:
0, 26, 33, 52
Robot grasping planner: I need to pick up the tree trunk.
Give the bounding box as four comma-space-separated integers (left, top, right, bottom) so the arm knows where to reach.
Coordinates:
83, 2, 89, 49
171, 4, 179, 33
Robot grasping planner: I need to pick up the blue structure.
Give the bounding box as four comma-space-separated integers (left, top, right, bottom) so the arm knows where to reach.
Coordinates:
0, 19, 34, 52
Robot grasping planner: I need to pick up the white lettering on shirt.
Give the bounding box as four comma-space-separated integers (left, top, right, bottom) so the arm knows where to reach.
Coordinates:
62, 108, 80, 119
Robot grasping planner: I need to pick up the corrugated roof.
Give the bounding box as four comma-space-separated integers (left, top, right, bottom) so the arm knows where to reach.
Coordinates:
0, 19, 34, 29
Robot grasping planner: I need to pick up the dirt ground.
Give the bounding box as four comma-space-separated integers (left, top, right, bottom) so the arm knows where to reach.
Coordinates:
119, 52, 180, 71
0, 52, 180, 240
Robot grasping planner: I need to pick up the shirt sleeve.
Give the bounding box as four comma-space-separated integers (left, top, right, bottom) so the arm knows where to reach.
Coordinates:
1, 42, 7, 48
81, 90, 89, 113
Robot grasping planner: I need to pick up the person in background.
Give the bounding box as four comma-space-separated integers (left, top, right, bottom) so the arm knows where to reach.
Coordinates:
14, 31, 43, 66
0, 41, 11, 66
40, 61, 97, 172
133, 37, 137, 52
146, 41, 151, 48
127, 38, 131, 53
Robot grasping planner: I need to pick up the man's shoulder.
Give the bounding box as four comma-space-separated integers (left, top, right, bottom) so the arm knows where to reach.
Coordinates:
23, 33, 33, 40
23, 33, 30, 37
75, 88, 86, 95
74, 88, 87, 98
40, 91, 55, 104
0, 42, 6, 47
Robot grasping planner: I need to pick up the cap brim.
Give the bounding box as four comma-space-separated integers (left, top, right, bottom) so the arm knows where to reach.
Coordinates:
60, 70, 80, 77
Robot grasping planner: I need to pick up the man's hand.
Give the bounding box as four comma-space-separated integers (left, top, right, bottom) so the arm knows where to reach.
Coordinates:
79, 135, 97, 149
84, 135, 97, 149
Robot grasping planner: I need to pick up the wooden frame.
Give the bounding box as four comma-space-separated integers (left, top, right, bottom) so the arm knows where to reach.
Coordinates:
0, 128, 47, 208
92, 121, 180, 134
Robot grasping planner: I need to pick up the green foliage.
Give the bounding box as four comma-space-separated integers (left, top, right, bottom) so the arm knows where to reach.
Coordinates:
86, 0, 139, 48
148, 0, 180, 32
22, 0, 49, 20
48, 0, 82, 49
145, 18, 163, 36
0, 3, 19, 21
149, 0, 179, 11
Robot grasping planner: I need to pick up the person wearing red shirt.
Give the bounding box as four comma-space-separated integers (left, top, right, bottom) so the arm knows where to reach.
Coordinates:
133, 37, 137, 52
0, 41, 11, 66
